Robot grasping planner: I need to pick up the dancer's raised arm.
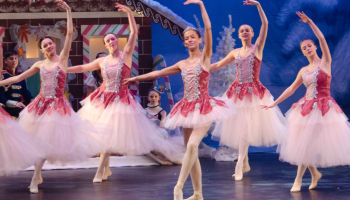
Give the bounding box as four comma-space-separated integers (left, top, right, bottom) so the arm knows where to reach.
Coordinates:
116, 3, 137, 67
261, 69, 304, 109
297, 11, 331, 66
57, 0, 73, 71
0, 63, 40, 87
244, 0, 268, 56
67, 58, 102, 73
210, 51, 235, 72
185, 0, 212, 61
123, 62, 182, 85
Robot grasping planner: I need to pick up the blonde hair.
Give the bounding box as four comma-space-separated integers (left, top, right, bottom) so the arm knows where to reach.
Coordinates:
239, 24, 254, 33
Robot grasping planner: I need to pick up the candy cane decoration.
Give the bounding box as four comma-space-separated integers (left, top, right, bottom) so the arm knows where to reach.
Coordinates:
153, 55, 174, 109
81, 24, 140, 95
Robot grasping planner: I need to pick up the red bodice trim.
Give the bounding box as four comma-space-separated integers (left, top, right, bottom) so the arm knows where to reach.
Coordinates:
226, 81, 269, 102
170, 97, 227, 118
27, 96, 71, 116
292, 96, 343, 116
90, 86, 135, 108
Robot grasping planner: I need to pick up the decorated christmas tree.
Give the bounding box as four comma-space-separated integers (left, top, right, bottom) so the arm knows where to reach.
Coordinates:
209, 15, 236, 97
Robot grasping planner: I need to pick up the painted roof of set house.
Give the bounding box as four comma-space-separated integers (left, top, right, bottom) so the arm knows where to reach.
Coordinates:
0, 0, 192, 40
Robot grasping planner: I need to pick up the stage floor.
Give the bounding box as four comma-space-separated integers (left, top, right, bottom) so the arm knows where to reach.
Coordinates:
1, 153, 349, 200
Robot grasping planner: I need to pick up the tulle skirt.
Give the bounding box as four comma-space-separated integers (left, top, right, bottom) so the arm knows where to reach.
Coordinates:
165, 97, 237, 129
79, 97, 182, 156
278, 105, 350, 167
18, 107, 103, 165
156, 128, 185, 164
212, 93, 286, 148
0, 113, 51, 176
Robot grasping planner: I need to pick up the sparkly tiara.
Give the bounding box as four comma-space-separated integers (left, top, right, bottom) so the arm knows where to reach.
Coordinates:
183, 26, 198, 34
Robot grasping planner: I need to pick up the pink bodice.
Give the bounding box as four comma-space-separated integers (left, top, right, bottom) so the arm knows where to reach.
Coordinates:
170, 64, 227, 118
90, 58, 135, 108
40, 66, 66, 98
182, 65, 210, 101
293, 67, 342, 116
28, 66, 71, 116
303, 68, 331, 100
226, 51, 269, 102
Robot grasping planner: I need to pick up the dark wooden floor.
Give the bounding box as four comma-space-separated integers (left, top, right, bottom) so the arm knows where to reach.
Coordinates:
1, 153, 349, 200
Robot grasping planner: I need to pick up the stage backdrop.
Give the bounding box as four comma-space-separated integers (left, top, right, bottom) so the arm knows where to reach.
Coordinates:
152, 0, 350, 152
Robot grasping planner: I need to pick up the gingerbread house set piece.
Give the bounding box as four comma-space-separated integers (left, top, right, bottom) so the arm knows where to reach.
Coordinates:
0, 0, 190, 110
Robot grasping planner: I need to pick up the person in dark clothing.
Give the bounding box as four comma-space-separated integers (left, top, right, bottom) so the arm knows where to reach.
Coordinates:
0, 50, 33, 117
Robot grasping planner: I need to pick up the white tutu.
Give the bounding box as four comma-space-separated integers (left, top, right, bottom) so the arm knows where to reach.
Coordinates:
212, 93, 286, 148
18, 107, 103, 165
278, 105, 350, 167
79, 97, 182, 156
165, 96, 237, 129
0, 113, 51, 176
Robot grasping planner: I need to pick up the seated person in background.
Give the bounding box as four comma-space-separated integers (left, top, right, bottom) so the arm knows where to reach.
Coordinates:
0, 50, 33, 118
84, 52, 107, 96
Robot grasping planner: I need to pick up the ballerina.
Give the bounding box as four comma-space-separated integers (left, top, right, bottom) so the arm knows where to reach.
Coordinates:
0, 41, 51, 177
261, 11, 350, 192
67, 3, 180, 183
0, 1, 102, 193
210, 0, 286, 181
124, 1, 236, 199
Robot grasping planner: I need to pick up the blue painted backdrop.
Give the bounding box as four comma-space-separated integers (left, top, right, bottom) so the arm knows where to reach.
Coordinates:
151, 0, 350, 151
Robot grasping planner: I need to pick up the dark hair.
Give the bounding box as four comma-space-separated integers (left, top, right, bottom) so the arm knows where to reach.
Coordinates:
96, 52, 107, 59
4, 50, 19, 60
38, 36, 54, 49
91, 52, 107, 87
103, 33, 118, 44
148, 89, 160, 96
300, 39, 316, 51
92, 70, 103, 88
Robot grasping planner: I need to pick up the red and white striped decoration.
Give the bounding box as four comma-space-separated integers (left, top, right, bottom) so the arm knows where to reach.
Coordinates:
81, 24, 140, 95
152, 55, 175, 109
0, 26, 5, 39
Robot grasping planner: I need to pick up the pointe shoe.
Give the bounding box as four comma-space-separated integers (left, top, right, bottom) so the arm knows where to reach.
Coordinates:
102, 168, 112, 181
309, 172, 322, 190
29, 179, 39, 194
290, 180, 302, 193
174, 181, 184, 200
185, 191, 203, 200
93, 173, 103, 183
93, 177, 103, 183
232, 163, 243, 181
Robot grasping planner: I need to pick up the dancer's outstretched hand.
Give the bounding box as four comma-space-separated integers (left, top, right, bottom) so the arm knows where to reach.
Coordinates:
184, 0, 203, 5
115, 3, 131, 13
56, 0, 71, 11
123, 77, 138, 85
243, 0, 260, 6
296, 11, 311, 23
260, 103, 276, 110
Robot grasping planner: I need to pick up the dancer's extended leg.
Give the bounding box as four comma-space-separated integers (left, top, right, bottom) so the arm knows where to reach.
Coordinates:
174, 126, 210, 200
